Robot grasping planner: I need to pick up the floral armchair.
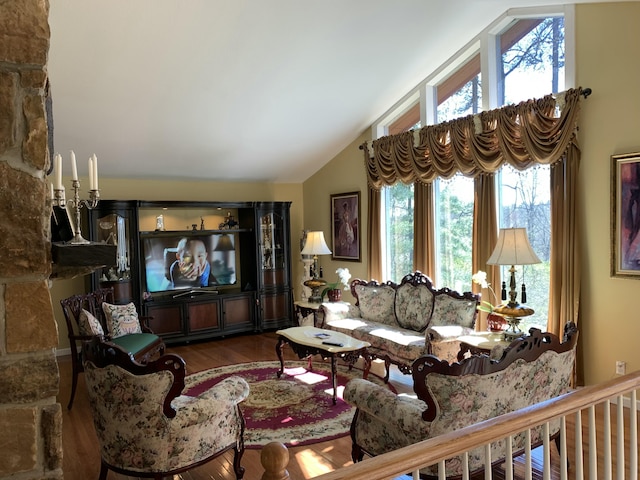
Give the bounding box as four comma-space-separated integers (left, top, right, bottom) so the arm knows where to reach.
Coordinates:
344, 323, 578, 478
82, 336, 250, 480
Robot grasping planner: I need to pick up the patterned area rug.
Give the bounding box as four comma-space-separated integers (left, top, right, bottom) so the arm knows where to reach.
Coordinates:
184, 360, 392, 448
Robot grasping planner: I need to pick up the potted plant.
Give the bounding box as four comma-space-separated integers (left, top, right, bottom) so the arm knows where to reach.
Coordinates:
471, 270, 507, 332
321, 268, 352, 302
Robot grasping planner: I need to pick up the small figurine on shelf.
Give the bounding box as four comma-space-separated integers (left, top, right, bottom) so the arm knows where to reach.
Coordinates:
200, 217, 205, 230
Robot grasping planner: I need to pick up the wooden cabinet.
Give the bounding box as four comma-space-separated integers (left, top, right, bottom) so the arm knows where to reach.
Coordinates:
256, 202, 293, 330
89, 200, 289, 344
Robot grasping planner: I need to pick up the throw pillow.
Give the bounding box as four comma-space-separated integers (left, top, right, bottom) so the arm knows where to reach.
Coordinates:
78, 308, 104, 336
430, 295, 476, 328
102, 302, 142, 338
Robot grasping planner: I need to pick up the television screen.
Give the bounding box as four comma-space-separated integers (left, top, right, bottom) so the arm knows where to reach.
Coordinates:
141, 232, 237, 294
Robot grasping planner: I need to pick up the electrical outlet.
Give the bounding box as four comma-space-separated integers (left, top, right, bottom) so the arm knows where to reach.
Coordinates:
616, 360, 626, 375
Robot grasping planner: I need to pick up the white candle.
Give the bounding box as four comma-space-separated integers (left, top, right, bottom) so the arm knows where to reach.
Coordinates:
70, 150, 78, 181
92, 154, 99, 190
88, 157, 95, 190
54, 154, 62, 189
50, 182, 54, 200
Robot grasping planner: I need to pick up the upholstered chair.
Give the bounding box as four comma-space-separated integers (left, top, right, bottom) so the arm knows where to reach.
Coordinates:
60, 287, 165, 409
82, 336, 250, 480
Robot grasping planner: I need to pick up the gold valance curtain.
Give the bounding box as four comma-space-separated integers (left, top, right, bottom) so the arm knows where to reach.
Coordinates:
362, 87, 587, 336
361, 88, 585, 188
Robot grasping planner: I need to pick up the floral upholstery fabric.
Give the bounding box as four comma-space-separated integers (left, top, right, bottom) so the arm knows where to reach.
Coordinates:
394, 283, 434, 331
321, 276, 478, 375
354, 285, 396, 325
345, 347, 576, 477
324, 318, 428, 366
79, 308, 104, 336
429, 295, 476, 328
83, 361, 249, 474
344, 378, 430, 451
102, 302, 142, 338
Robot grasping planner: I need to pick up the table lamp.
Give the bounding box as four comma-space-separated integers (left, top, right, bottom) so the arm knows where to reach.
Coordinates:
301, 231, 332, 302
486, 227, 541, 340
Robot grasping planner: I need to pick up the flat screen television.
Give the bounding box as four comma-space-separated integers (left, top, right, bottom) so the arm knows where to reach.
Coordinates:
141, 232, 237, 296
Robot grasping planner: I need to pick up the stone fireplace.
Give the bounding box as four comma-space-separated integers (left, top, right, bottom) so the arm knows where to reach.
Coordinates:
0, 1, 63, 478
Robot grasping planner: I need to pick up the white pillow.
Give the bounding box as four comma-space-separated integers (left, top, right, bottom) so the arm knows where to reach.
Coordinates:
101, 302, 142, 338
78, 308, 104, 336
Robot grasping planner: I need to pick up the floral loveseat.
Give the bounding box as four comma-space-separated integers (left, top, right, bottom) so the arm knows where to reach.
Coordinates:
320, 271, 479, 381
344, 323, 579, 478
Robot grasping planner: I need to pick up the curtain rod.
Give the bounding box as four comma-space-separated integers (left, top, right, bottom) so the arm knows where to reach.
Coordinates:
359, 87, 593, 151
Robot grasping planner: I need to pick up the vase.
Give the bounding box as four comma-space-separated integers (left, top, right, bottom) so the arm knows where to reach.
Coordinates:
327, 289, 342, 302
487, 313, 507, 332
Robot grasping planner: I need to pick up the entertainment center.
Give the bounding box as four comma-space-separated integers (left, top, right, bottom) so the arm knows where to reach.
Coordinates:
88, 200, 293, 344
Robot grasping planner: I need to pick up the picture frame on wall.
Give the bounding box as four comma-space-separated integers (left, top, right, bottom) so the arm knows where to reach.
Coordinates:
330, 191, 361, 262
611, 152, 640, 278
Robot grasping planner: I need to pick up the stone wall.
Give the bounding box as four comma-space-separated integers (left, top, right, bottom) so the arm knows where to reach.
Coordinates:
0, 1, 63, 478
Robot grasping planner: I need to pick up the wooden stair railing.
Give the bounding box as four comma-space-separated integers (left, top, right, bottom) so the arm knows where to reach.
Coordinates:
262, 370, 639, 480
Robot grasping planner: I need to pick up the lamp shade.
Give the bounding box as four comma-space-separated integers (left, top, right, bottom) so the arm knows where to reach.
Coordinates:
301, 231, 332, 256
214, 234, 235, 251
486, 228, 541, 265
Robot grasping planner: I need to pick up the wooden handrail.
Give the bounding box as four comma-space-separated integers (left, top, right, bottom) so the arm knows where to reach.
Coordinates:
310, 370, 640, 480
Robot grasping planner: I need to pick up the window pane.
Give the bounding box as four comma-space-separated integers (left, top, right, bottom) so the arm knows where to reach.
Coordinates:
381, 183, 414, 282
501, 17, 565, 105
437, 74, 481, 122
435, 175, 474, 291
498, 165, 550, 330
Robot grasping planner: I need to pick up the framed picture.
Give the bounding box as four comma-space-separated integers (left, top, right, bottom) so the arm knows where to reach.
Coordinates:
330, 191, 361, 262
611, 152, 640, 278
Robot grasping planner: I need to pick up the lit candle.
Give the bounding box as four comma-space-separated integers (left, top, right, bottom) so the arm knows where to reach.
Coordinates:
54, 154, 62, 189
88, 157, 95, 190
70, 150, 78, 181
92, 154, 99, 190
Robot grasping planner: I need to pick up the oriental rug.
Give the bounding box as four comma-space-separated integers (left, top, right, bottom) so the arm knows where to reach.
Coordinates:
183, 360, 392, 448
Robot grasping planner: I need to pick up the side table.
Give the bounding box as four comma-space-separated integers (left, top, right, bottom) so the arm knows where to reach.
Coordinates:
457, 333, 511, 361
294, 301, 323, 327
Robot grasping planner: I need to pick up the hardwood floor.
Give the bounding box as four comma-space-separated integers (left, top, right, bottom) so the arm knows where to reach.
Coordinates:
58, 331, 414, 480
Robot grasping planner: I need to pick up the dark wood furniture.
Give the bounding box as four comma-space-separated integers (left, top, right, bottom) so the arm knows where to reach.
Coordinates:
81, 336, 247, 480
275, 326, 371, 404
59, 287, 165, 409
88, 200, 294, 344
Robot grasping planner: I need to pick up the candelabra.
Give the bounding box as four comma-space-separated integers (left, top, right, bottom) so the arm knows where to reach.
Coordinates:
52, 180, 100, 244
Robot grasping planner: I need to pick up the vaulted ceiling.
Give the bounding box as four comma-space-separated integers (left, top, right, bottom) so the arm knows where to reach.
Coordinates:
47, 1, 609, 183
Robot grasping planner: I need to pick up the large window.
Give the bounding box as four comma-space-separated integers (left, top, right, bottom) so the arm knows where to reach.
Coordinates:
379, 9, 567, 328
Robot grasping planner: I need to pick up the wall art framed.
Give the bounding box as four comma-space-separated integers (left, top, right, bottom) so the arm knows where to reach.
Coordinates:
330, 191, 361, 262
611, 151, 640, 278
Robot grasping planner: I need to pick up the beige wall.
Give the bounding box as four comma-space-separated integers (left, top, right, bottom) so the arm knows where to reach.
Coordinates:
576, 2, 640, 385
303, 2, 640, 386
53, 178, 303, 350
302, 132, 371, 304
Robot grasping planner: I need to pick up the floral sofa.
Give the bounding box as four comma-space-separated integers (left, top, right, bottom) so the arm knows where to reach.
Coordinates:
320, 271, 479, 381
344, 323, 579, 478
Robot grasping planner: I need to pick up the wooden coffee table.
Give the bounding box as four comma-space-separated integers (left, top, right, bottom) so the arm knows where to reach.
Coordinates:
275, 326, 371, 404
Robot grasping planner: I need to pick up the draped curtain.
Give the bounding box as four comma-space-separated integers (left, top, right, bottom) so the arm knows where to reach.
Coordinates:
362, 87, 586, 336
